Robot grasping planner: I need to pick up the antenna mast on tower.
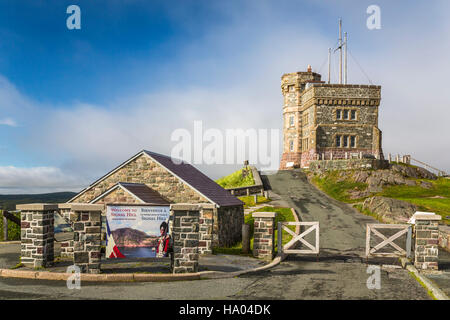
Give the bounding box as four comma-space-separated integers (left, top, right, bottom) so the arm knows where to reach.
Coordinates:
344, 32, 348, 84
338, 19, 342, 84
328, 48, 331, 84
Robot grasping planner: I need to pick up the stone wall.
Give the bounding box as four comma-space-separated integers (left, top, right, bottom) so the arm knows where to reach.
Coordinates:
70, 153, 208, 204
58, 204, 104, 268
414, 214, 441, 270
198, 204, 215, 255
217, 205, 244, 247
170, 204, 201, 273
93, 187, 142, 204
308, 159, 389, 171
17, 204, 56, 268
69, 204, 104, 273
228, 185, 264, 196
252, 212, 276, 260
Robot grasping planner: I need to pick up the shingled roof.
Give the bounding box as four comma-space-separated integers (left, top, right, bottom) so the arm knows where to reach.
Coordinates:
143, 150, 243, 207
90, 182, 170, 205
119, 182, 170, 205
69, 150, 243, 207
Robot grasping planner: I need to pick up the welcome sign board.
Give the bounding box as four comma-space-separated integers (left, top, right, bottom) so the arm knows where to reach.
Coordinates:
105, 205, 170, 259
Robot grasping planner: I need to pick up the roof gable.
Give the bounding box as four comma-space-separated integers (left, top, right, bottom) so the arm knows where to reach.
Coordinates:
68, 150, 243, 207
143, 151, 243, 207
90, 182, 170, 205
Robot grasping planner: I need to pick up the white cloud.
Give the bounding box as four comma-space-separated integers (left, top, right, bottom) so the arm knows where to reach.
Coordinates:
0, 118, 17, 127
0, 166, 87, 194
0, 1, 449, 194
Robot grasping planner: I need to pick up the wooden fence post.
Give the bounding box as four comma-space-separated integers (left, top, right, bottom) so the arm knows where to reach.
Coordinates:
277, 222, 282, 255
242, 224, 250, 254
3, 214, 7, 241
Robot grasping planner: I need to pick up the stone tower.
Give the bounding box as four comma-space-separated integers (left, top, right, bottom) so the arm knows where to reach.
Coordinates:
279, 66, 383, 169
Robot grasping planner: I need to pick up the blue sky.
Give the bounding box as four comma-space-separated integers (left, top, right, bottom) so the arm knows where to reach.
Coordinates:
0, 0, 449, 193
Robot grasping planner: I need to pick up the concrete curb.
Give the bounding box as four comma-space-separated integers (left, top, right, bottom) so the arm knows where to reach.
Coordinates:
0, 268, 201, 282
400, 257, 449, 300
199, 255, 284, 279
0, 256, 283, 282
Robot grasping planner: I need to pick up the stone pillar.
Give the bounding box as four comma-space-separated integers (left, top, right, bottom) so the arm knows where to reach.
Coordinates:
171, 204, 200, 273
388, 153, 392, 162
198, 203, 215, 255
59, 204, 104, 274
17, 204, 57, 268
414, 213, 442, 270
252, 212, 277, 260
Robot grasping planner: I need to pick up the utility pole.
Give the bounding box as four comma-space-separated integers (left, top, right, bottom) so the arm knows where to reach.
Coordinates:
344, 32, 348, 84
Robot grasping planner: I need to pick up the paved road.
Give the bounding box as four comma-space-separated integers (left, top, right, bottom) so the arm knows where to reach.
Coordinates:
0, 170, 436, 299
265, 169, 377, 258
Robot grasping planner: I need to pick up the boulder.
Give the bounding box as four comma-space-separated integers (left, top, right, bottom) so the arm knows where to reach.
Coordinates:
420, 181, 433, 189
391, 164, 437, 180
362, 196, 418, 224
353, 171, 369, 183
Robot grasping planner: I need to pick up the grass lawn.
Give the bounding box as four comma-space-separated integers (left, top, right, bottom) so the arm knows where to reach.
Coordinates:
216, 167, 255, 189
311, 170, 368, 203
213, 206, 296, 256
310, 170, 450, 225
238, 195, 270, 208
377, 178, 450, 224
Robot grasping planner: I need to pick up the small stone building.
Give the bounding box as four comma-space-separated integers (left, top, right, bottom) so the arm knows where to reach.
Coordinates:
280, 67, 384, 169
67, 150, 244, 254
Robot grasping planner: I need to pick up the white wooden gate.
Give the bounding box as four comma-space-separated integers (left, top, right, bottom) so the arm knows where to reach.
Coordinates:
278, 222, 319, 255
365, 224, 412, 259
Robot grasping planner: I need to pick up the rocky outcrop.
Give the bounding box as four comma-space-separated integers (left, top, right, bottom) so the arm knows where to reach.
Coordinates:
362, 196, 418, 224
391, 164, 437, 180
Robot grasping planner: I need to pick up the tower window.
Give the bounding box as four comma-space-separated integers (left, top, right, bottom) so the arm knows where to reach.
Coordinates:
343, 135, 349, 147
289, 115, 294, 127
350, 110, 356, 120
289, 140, 294, 152
350, 136, 356, 148
336, 109, 342, 119
343, 110, 349, 120
302, 138, 309, 151
336, 135, 341, 147
303, 113, 309, 126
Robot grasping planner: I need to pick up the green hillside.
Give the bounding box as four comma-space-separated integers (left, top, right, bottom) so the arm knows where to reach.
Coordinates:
0, 192, 77, 211
216, 168, 255, 189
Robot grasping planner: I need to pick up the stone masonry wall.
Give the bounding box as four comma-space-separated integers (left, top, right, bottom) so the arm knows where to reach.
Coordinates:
218, 205, 244, 248
414, 215, 441, 270
252, 212, 276, 260
308, 159, 389, 171
198, 204, 215, 255
18, 204, 57, 268
171, 204, 201, 273
93, 187, 142, 204
70, 153, 208, 204
72, 207, 103, 274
